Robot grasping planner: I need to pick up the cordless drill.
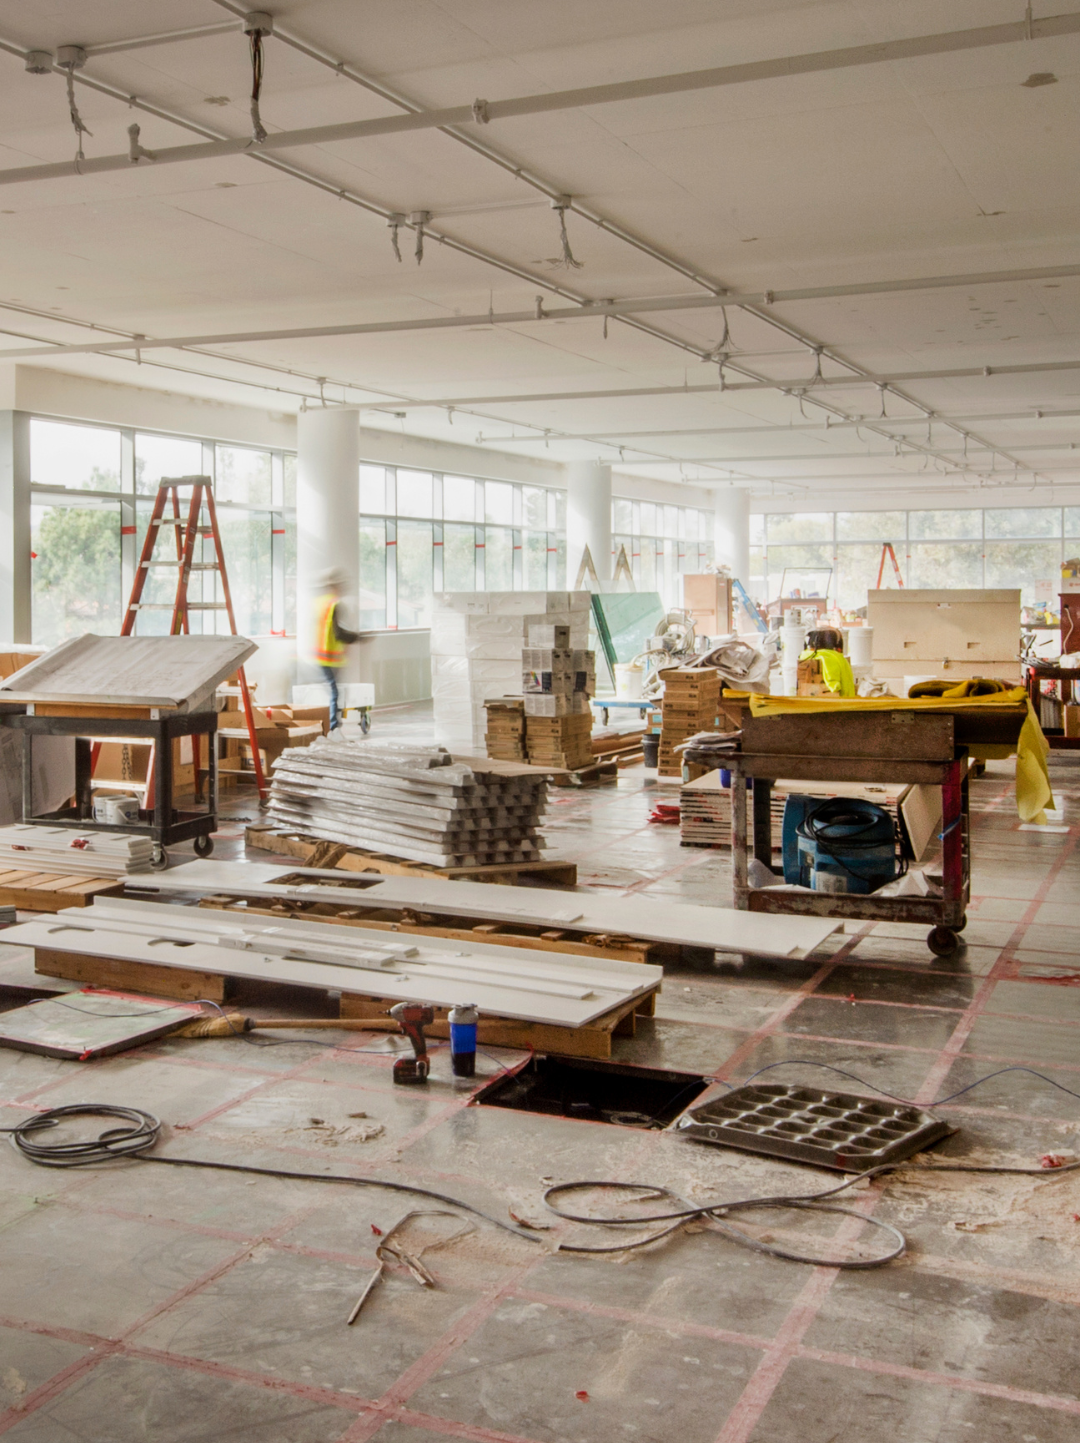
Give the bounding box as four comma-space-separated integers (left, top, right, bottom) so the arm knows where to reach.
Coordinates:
389, 1001, 434, 1084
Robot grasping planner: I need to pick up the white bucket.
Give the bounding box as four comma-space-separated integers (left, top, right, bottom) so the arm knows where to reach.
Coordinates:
780, 623, 806, 661
93, 794, 140, 826
846, 626, 874, 668
614, 663, 644, 700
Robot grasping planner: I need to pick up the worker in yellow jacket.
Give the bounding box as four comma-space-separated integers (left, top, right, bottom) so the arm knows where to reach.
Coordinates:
313, 568, 358, 730
800, 626, 856, 697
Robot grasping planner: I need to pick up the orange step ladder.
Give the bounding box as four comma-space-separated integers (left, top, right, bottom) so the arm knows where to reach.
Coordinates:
876, 542, 905, 590
116, 476, 268, 803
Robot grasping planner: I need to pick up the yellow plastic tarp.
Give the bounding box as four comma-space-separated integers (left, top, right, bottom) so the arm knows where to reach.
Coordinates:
739, 687, 1053, 824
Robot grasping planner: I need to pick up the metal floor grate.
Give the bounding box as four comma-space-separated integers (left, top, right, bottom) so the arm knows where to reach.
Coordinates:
675, 1082, 951, 1171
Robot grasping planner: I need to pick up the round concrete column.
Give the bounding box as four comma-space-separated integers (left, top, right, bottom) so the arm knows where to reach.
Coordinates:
566, 461, 611, 586
297, 407, 360, 681
713, 487, 750, 584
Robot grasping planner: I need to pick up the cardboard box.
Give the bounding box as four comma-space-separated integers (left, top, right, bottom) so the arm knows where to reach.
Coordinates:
1065, 705, 1080, 738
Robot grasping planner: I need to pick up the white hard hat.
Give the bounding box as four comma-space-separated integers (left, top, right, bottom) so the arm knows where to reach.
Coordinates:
318, 567, 347, 589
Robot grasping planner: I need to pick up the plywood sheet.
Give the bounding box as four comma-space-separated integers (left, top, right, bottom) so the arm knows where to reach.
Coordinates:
0, 634, 255, 710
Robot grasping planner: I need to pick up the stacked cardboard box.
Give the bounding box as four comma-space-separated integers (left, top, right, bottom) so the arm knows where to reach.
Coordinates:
658, 667, 720, 779
484, 698, 527, 761
521, 619, 596, 769
525, 712, 594, 769
431, 591, 591, 753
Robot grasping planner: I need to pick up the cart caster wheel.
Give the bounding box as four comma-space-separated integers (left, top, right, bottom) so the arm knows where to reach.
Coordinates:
149, 847, 169, 871
927, 925, 960, 956
193, 834, 214, 857
359, 710, 371, 735
955, 914, 968, 932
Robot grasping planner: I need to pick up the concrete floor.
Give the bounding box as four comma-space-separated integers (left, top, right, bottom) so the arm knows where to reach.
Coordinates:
1, 704, 1079, 1442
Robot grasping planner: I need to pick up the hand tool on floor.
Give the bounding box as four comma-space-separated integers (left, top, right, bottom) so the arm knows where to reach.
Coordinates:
171, 1014, 412, 1037
389, 1001, 434, 1084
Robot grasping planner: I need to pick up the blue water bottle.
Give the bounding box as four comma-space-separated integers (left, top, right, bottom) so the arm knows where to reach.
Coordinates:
448, 1004, 479, 1077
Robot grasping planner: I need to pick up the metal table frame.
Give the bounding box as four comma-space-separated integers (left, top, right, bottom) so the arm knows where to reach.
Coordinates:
729, 717, 972, 956
0, 709, 218, 868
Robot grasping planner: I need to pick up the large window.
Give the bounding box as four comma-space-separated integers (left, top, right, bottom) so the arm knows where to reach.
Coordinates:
754, 505, 1080, 609
357, 467, 566, 629
611, 496, 715, 606
29, 419, 294, 644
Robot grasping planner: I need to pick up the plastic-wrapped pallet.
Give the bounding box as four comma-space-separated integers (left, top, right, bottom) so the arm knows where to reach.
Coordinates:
431, 592, 590, 752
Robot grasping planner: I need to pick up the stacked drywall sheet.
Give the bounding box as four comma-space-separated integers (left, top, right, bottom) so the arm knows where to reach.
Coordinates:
266, 738, 549, 866
0, 824, 153, 876
0, 634, 256, 711
431, 591, 591, 751
10, 897, 662, 1028
144, 859, 845, 960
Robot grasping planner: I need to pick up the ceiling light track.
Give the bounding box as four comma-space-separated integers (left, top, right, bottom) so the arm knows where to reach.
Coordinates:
6, 11, 1080, 185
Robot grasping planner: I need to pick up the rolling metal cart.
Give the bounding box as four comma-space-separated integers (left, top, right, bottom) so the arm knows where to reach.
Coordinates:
0, 707, 218, 870
728, 704, 1025, 957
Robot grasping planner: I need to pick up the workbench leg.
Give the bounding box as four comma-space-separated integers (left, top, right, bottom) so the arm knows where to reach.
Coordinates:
941, 760, 963, 918
732, 773, 749, 909
74, 737, 93, 820
154, 721, 172, 857
752, 778, 774, 869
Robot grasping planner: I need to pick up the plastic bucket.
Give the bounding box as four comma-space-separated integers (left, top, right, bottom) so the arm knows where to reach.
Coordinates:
614, 663, 644, 700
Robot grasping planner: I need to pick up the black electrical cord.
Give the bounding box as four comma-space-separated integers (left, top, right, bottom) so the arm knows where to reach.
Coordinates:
545, 1171, 907, 1267
796, 798, 908, 887
6, 1060, 1078, 1271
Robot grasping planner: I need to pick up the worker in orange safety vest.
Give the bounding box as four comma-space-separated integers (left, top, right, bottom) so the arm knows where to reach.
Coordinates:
313, 567, 359, 730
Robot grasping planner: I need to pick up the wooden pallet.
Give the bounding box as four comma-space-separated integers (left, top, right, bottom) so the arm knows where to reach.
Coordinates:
547, 759, 619, 789
339, 989, 657, 1060
32, 946, 658, 1060
245, 825, 577, 886
197, 893, 672, 966
0, 870, 124, 912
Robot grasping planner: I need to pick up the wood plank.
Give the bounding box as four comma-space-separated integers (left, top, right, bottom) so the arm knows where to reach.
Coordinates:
34, 947, 228, 1001
742, 711, 955, 761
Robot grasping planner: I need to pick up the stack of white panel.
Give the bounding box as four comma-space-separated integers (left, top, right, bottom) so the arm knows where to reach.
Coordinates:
266, 738, 550, 867
0, 824, 154, 876
430, 591, 591, 751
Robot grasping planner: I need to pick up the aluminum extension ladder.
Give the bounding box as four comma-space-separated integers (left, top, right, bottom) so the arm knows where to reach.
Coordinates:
118, 476, 268, 802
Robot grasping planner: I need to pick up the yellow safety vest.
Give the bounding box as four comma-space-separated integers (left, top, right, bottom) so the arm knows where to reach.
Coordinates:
800, 647, 856, 697
314, 594, 346, 666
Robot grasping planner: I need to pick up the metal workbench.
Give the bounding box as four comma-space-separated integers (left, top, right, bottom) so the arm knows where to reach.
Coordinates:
728, 706, 1024, 957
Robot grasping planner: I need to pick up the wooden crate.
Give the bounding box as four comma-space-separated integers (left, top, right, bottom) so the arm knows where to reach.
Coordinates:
0, 870, 124, 912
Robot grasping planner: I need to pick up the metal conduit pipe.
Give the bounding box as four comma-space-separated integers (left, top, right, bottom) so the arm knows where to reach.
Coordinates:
4, 262, 1080, 362
4, 11, 1079, 186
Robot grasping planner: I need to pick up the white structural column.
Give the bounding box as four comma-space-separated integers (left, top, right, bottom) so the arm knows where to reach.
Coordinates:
296, 407, 360, 682
713, 486, 750, 585
0, 410, 31, 644
566, 461, 612, 585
